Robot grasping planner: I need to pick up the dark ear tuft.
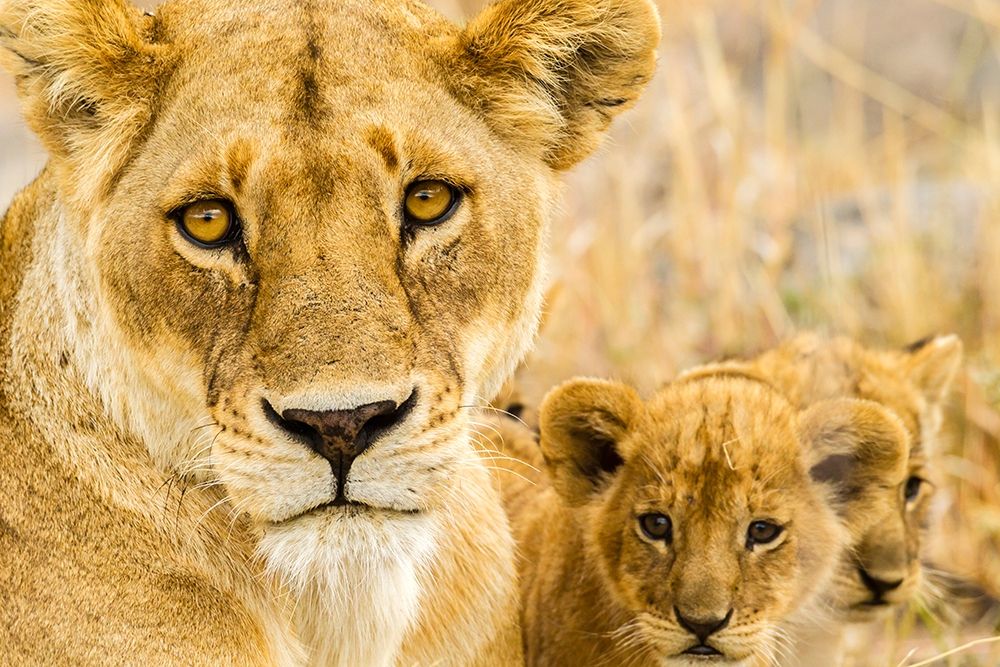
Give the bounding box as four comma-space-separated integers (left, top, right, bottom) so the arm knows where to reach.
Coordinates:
539, 378, 641, 506
903, 335, 936, 354
903, 334, 963, 405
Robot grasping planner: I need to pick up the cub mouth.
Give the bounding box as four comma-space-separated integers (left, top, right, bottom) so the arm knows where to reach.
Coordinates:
853, 595, 897, 611
682, 644, 724, 658
844, 600, 896, 622
860, 599, 891, 607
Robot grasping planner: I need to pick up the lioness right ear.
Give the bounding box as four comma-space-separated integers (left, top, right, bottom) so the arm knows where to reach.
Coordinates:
0, 0, 172, 208
539, 378, 641, 506
798, 399, 909, 528
448, 0, 661, 170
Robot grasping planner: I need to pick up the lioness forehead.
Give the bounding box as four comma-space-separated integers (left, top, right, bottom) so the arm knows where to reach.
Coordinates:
155, 0, 455, 122
158, 0, 448, 63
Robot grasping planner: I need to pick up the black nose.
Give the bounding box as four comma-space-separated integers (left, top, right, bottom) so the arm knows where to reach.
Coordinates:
858, 567, 903, 599
265, 390, 416, 490
675, 607, 733, 643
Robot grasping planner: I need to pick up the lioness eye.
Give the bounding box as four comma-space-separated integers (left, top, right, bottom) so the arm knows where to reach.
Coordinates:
746, 521, 782, 548
177, 200, 239, 247
904, 476, 923, 503
404, 180, 459, 225
639, 513, 672, 542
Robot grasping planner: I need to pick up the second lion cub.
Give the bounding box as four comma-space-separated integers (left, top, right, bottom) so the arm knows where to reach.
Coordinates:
488, 374, 909, 666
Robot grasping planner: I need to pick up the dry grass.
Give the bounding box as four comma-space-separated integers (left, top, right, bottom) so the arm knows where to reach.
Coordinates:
498, 0, 1000, 664
1, 0, 998, 664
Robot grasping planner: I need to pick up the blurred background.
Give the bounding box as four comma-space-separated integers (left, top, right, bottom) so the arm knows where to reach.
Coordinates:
2, 0, 998, 663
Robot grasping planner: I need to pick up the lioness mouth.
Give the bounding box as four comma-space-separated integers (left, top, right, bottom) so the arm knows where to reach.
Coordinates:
683, 644, 723, 657
283, 499, 421, 522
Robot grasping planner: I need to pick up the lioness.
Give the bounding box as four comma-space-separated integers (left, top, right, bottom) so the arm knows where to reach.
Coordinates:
486, 375, 910, 665
0, 0, 659, 663
680, 333, 962, 662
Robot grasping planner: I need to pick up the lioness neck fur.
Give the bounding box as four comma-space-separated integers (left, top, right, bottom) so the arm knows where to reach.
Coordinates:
0, 0, 660, 663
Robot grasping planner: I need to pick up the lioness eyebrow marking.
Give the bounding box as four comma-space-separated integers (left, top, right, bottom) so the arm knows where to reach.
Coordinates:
366, 125, 399, 170
225, 139, 254, 193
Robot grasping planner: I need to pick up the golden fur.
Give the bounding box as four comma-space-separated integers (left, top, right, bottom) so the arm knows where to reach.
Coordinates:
683, 334, 963, 623
487, 375, 910, 666
679, 334, 962, 664
0, 0, 659, 663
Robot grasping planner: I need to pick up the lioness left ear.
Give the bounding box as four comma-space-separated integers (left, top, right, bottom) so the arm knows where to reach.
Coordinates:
539, 378, 642, 506
798, 399, 909, 526
0, 0, 172, 208
902, 334, 963, 405
448, 0, 661, 170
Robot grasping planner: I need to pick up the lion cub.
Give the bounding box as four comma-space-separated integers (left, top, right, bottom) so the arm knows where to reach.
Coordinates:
681, 333, 963, 662
488, 374, 909, 666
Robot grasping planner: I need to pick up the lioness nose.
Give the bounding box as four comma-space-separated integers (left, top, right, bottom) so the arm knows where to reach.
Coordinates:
858, 567, 904, 598
266, 390, 416, 485
674, 607, 733, 643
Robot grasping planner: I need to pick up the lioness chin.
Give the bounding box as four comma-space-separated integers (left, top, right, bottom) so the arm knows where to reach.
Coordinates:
0, 0, 659, 664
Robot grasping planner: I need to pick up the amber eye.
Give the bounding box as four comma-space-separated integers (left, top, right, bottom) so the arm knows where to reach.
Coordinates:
904, 476, 923, 503
177, 200, 238, 247
746, 521, 783, 548
639, 513, 672, 542
404, 180, 459, 225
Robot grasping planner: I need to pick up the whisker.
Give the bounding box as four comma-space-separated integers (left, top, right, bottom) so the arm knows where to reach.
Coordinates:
460, 404, 532, 429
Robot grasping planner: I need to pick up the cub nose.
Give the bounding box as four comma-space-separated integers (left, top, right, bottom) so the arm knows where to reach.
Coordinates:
858, 567, 904, 599
674, 607, 733, 643
265, 390, 416, 489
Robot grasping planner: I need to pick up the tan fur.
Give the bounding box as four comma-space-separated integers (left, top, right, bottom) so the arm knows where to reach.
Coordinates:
685, 335, 963, 611
487, 375, 909, 666
0, 0, 659, 663
682, 333, 963, 662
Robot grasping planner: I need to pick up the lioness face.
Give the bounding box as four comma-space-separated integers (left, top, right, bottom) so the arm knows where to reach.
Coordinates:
0, 0, 658, 576
539, 377, 909, 665
93, 2, 551, 534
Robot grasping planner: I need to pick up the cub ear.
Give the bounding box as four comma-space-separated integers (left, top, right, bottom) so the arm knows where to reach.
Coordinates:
798, 399, 909, 527
902, 334, 963, 405
0, 0, 171, 207
539, 378, 642, 506
449, 0, 661, 170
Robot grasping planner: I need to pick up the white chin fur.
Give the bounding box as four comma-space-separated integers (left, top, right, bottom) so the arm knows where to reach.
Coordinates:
258, 509, 439, 667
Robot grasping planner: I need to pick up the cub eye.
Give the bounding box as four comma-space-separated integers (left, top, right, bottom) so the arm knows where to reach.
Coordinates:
904, 476, 924, 503
639, 513, 672, 542
404, 180, 459, 226
177, 200, 239, 247
746, 521, 783, 548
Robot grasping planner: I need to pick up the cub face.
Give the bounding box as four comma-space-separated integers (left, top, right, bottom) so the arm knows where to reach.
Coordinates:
0, 0, 659, 572
539, 376, 909, 665
747, 333, 963, 621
